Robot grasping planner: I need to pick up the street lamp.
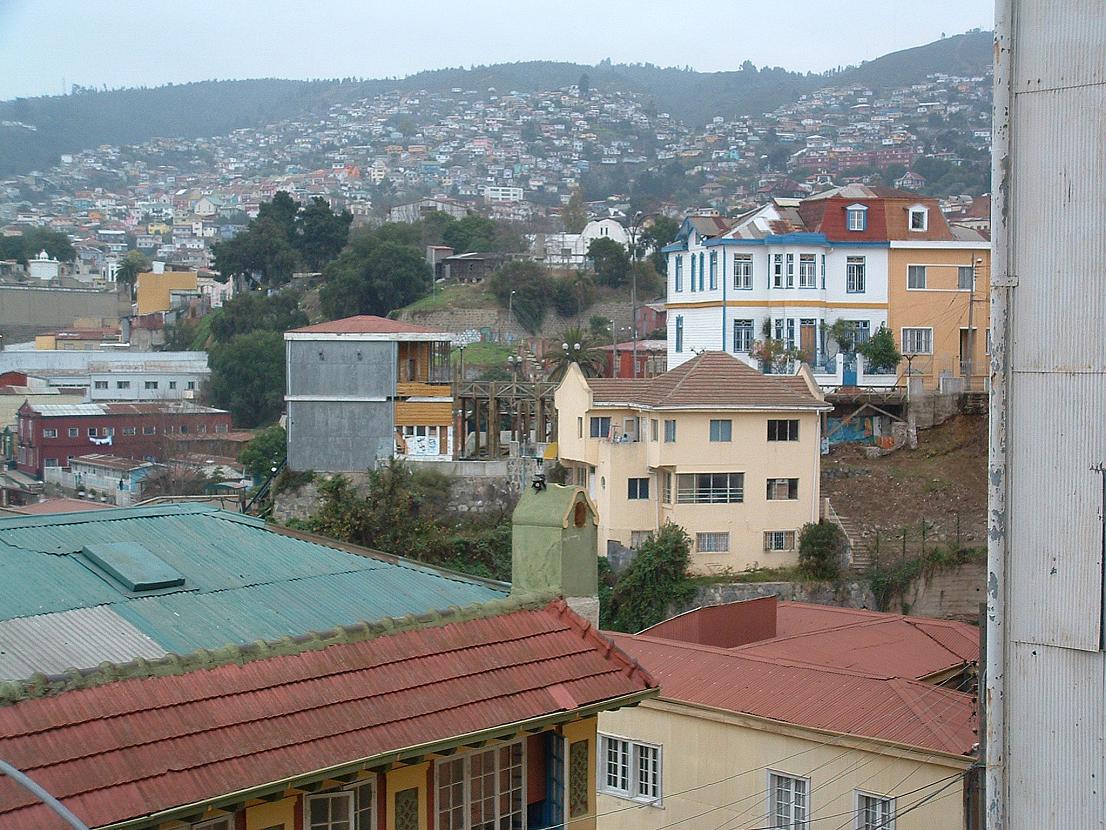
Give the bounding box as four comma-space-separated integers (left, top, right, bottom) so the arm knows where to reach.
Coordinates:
507, 354, 523, 379
506, 290, 517, 343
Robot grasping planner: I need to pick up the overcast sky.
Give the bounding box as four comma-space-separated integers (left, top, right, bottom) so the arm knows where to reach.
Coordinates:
0, 0, 993, 102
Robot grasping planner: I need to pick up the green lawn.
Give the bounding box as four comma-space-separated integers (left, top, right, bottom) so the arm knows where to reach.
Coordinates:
402, 283, 494, 314
452, 341, 513, 367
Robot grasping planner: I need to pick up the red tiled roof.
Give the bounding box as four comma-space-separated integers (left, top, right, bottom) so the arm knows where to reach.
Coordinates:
289, 315, 446, 335
586, 352, 827, 410
608, 632, 976, 756
0, 498, 115, 516
0, 601, 653, 830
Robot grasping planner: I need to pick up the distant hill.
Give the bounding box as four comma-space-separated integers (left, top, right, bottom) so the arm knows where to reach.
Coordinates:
0, 31, 992, 177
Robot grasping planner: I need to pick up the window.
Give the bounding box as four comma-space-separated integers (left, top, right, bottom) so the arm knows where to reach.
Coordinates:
708, 251, 718, 290
769, 772, 808, 829
144, 381, 159, 390
772, 254, 784, 288
767, 478, 799, 500
676, 472, 744, 504
42, 428, 57, 438
958, 265, 975, 290
94, 380, 108, 390
689, 254, 696, 292
169, 381, 177, 390
768, 419, 800, 441
785, 253, 795, 288
599, 735, 661, 804
733, 254, 753, 289
627, 478, 650, 500
663, 419, 677, 443
116, 380, 131, 389
698, 252, 705, 291
650, 419, 658, 441
123, 426, 136, 436
907, 265, 927, 289
214, 423, 228, 433
305, 792, 353, 830
44, 458, 59, 468
87, 428, 97, 437
901, 327, 933, 355
764, 531, 797, 551
193, 818, 232, 830
577, 416, 583, 438
350, 781, 376, 830
67, 427, 78, 438
857, 792, 895, 830
663, 471, 672, 503
733, 319, 754, 353
143, 425, 156, 435
590, 416, 611, 438
103, 427, 114, 437
709, 419, 732, 442
630, 530, 652, 548
909, 206, 928, 231
846, 256, 866, 293
674, 255, 683, 291
436, 741, 524, 830
187, 380, 196, 390
798, 254, 816, 288
846, 204, 867, 231
696, 532, 730, 553
674, 316, 684, 353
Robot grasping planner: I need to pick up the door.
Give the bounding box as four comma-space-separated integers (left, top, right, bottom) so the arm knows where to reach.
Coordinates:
843, 353, 858, 386
960, 328, 974, 380
799, 320, 817, 361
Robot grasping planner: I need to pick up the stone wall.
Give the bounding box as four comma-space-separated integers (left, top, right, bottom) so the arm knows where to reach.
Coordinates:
668, 580, 876, 618
400, 299, 635, 342
909, 391, 965, 430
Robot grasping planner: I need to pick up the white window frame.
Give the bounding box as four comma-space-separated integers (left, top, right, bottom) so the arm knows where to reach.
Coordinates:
733, 254, 753, 290
785, 253, 795, 288
907, 265, 927, 290
798, 254, 816, 288
347, 778, 377, 830
901, 327, 933, 355
709, 419, 733, 442
768, 771, 809, 829
123, 426, 137, 436
94, 380, 108, 390
304, 791, 354, 830
193, 817, 233, 830
67, 427, 79, 438
676, 472, 744, 504
766, 478, 799, 501
846, 256, 866, 293
908, 206, 928, 232
772, 253, 785, 288
696, 532, 730, 553
664, 418, 677, 443
845, 204, 868, 232
855, 790, 896, 830
958, 265, 975, 290
598, 734, 662, 805
435, 739, 526, 830
42, 428, 57, 439
764, 531, 797, 552
590, 416, 611, 438
708, 250, 718, 290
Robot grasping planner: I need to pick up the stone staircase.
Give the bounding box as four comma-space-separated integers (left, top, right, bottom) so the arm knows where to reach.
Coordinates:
824, 498, 872, 573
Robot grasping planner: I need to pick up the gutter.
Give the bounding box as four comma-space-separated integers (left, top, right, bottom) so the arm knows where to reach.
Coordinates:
99, 688, 657, 830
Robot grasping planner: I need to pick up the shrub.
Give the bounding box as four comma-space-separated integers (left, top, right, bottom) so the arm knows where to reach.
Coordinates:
797, 521, 846, 580
606, 523, 696, 632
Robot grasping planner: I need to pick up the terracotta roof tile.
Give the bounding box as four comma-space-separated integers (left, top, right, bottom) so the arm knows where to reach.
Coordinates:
0, 601, 654, 830
289, 315, 448, 335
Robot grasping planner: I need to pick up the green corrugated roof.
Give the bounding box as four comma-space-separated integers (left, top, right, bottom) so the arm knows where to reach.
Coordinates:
0, 504, 506, 661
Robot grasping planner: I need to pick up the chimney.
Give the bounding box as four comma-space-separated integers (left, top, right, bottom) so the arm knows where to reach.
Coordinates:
510, 483, 599, 628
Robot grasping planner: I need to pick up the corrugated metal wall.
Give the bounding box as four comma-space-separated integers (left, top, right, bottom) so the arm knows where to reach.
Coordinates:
997, 3, 1106, 826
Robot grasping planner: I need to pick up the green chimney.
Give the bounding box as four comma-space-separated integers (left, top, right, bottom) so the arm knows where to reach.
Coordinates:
511, 483, 599, 626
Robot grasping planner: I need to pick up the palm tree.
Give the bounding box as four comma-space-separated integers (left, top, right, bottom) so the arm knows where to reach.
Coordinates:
114, 251, 149, 301
548, 325, 605, 381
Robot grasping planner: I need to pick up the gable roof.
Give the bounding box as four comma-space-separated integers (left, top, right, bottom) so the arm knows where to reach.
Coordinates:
607, 631, 976, 756
586, 352, 828, 411
0, 600, 655, 830
287, 315, 450, 336
0, 504, 505, 680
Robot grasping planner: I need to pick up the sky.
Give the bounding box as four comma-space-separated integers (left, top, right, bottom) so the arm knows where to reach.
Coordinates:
0, 0, 993, 102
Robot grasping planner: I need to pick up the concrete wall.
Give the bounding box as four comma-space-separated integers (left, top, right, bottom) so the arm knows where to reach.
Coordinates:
668, 579, 877, 617
0, 285, 129, 343
890, 558, 986, 622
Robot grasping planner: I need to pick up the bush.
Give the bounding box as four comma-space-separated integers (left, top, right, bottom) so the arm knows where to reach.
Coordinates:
488, 261, 555, 332
797, 521, 846, 580
858, 325, 902, 372
606, 523, 696, 632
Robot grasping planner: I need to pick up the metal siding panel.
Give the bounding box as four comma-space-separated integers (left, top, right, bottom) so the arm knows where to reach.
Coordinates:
288, 339, 394, 398
1007, 373, 1105, 650
1006, 642, 1105, 828
1013, 2, 1106, 89
287, 399, 394, 472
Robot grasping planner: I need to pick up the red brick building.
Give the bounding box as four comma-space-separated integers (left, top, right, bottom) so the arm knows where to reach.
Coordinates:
16, 401, 232, 477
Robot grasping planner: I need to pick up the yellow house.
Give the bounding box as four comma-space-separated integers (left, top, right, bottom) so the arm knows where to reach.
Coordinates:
147, 221, 172, 236
596, 605, 978, 830
554, 352, 830, 573
888, 236, 991, 392
136, 270, 199, 315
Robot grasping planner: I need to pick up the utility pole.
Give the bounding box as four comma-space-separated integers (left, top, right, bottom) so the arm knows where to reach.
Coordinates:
506, 289, 516, 344
630, 212, 641, 378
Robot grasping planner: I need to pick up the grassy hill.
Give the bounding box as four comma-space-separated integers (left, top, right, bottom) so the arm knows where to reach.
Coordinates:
0, 31, 992, 177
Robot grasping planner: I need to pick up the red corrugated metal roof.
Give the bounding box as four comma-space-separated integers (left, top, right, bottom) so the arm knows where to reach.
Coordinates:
0, 601, 653, 830
289, 315, 446, 335
608, 632, 976, 756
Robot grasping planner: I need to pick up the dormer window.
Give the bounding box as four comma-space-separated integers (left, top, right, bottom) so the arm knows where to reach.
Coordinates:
845, 204, 868, 232
909, 205, 928, 231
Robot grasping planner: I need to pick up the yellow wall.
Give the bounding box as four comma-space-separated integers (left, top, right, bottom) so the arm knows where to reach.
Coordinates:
245, 796, 296, 830
563, 716, 599, 830
888, 246, 991, 391
597, 700, 970, 830
555, 367, 823, 574
386, 761, 429, 830
34, 335, 57, 350
136, 271, 198, 315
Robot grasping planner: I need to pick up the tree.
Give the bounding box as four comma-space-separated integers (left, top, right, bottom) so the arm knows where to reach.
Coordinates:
207, 330, 286, 427
212, 215, 301, 289
293, 197, 352, 270
828, 319, 860, 353
442, 213, 497, 253
640, 216, 679, 274
606, 523, 696, 632
858, 325, 902, 372
587, 237, 630, 288
208, 289, 307, 344
488, 261, 554, 333
256, 190, 299, 236
577, 72, 590, 99
548, 325, 605, 380
320, 236, 432, 319
798, 522, 846, 580
562, 188, 587, 234
0, 227, 76, 264
114, 250, 150, 299
550, 271, 597, 318
238, 425, 287, 481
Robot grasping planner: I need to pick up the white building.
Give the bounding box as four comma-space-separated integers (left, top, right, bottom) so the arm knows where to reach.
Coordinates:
481, 185, 524, 203
536, 219, 630, 267
27, 250, 61, 281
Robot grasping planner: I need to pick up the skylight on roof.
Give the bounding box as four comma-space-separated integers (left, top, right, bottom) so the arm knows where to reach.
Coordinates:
82, 543, 185, 593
